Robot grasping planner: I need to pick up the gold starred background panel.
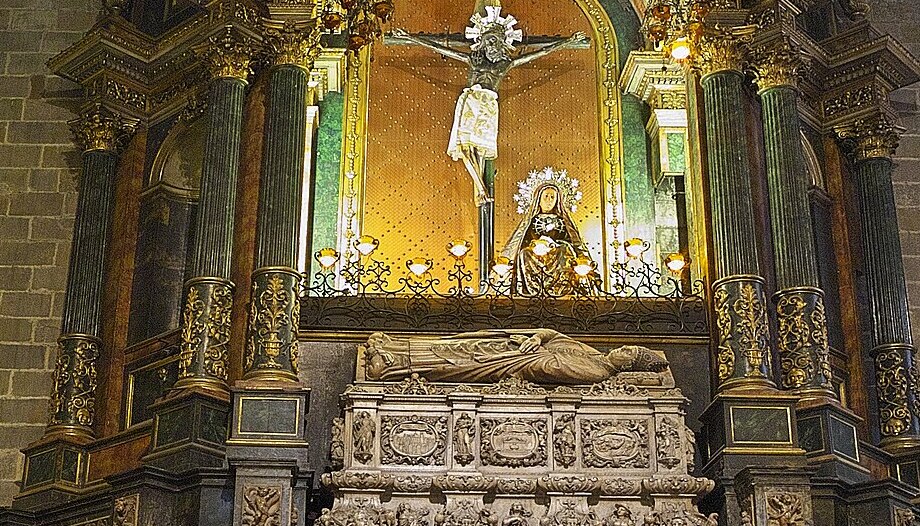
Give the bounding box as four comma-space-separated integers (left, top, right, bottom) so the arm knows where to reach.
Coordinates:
363, 0, 603, 281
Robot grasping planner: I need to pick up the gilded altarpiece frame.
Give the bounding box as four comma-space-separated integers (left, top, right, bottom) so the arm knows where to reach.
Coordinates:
335, 0, 625, 287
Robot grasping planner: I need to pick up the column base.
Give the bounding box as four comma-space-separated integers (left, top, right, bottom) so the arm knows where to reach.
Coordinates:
700, 391, 807, 475
141, 387, 230, 473
795, 400, 870, 485
13, 433, 91, 510
226, 380, 312, 526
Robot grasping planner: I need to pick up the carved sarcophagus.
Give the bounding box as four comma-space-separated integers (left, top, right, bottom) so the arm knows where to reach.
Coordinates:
321, 346, 716, 526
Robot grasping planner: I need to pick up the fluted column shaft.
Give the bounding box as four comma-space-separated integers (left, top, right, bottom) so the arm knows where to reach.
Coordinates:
755, 48, 835, 398
698, 35, 774, 393
857, 153, 919, 448
244, 19, 320, 382
49, 108, 132, 439
839, 115, 920, 451
176, 30, 253, 392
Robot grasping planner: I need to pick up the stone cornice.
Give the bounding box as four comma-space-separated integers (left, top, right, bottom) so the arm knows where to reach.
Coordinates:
46, 0, 265, 122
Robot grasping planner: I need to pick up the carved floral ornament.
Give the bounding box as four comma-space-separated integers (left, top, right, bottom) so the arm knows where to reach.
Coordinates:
69, 106, 136, 153
751, 40, 803, 92
194, 26, 255, 81
262, 18, 323, 69
691, 26, 755, 78
837, 114, 903, 161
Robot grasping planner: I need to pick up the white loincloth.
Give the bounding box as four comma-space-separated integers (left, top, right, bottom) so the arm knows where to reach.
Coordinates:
447, 84, 499, 161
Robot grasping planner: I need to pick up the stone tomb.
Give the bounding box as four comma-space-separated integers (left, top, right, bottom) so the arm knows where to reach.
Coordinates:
320, 368, 716, 526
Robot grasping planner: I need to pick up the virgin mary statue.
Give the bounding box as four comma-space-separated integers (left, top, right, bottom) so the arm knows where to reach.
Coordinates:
500, 167, 600, 295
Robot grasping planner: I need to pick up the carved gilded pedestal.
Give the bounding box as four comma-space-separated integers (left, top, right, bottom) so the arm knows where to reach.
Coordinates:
18, 107, 134, 507
838, 115, 920, 454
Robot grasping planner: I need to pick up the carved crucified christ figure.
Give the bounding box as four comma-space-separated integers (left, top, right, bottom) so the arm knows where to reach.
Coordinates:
391, 6, 589, 205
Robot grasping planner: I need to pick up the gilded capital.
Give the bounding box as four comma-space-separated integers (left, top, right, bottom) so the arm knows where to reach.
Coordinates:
194, 26, 255, 81
837, 114, 902, 161
693, 29, 752, 78
68, 106, 135, 153
262, 18, 323, 70
752, 41, 802, 92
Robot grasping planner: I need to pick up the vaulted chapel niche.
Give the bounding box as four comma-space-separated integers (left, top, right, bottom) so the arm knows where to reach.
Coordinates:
341, 0, 636, 286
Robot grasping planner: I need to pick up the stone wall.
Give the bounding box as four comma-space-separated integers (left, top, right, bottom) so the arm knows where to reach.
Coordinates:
869, 3, 920, 345
0, 0, 98, 505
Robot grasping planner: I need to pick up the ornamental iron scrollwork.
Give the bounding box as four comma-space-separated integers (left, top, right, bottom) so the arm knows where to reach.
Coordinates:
301, 250, 706, 336
580, 419, 649, 469
50, 334, 100, 431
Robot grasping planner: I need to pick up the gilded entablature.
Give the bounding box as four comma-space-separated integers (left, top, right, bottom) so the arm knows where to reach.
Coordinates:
321, 331, 712, 526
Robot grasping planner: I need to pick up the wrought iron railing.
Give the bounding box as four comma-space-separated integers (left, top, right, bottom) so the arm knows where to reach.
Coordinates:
300, 253, 707, 335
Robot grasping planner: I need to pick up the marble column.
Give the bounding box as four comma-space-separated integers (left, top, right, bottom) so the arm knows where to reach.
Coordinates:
696, 33, 774, 392
753, 43, 835, 399
244, 18, 321, 382
175, 29, 253, 392
839, 115, 920, 452
49, 106, 133, 440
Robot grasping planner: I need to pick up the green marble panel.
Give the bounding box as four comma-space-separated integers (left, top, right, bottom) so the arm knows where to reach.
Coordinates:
239, 397, 299, 435
665, 132, 686, 174
829, 416, 858, 461
24, 449, 55, 488
200, 405, 229, 446
797, 416, 824, 453
155, 404, 194, 447
730, 407, 792, 444
128, 357, 179, 427
310, 92, 344, 283
60, 448, 80, 483
621, 96, 656, 251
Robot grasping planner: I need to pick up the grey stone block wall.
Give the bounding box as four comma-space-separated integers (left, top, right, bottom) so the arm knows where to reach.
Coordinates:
0, 0, 98, 506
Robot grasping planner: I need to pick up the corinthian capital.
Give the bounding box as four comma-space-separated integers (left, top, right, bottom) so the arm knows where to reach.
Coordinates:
751, 40, 802, 92
194, 26, 255, 81
837, 114, 903, 161
68, 105, 136, 153
693, 26, 755, 78
262, 18, 323, 70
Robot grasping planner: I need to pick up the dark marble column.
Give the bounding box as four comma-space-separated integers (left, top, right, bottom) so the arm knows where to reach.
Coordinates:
244, 19, 321, 382
753, 43, 834, 399
696, 34, 774, 393
839, 115, 920, 452
46, 107, 133, 441
175, 29, 253, 392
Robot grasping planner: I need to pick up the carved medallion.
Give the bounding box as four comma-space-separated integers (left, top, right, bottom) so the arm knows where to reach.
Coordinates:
481, 418, 547, 467
580, 419, 649, 468
381, 415, 447, 465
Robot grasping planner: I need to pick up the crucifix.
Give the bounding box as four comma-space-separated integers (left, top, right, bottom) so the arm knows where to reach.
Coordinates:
388, 2, 589, 285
